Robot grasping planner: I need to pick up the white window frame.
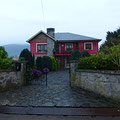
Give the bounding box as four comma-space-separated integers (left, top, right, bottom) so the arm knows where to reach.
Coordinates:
84, 42, 93, 50
36, 43, 47, 53
65, 43, 73, 50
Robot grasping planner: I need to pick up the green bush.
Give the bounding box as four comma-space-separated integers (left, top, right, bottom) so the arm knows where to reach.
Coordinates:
78, 52, 119, 70
0, 46, 8, 58
70, 50, 81, 60
36, 56, 43, 71
81, 50, 90, 58
19, 49, 34, 68
50, 56, 60, 71
0, 58, 13, 70
42, 56, 52, 71
36, 56, 52, 71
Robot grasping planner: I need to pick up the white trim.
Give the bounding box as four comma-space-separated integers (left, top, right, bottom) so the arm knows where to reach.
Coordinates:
36, 43, 47, 53
84, 42, 93, 50
26, 30, 56, 43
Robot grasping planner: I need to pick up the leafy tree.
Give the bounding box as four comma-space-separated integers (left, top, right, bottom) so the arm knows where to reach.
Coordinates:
19, 49, 34, 68
70, 50, 81, 60
100, 28, 120, 53
0, 46, 8, 58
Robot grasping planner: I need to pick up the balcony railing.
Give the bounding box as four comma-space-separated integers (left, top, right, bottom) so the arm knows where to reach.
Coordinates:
54, 49, 74, 55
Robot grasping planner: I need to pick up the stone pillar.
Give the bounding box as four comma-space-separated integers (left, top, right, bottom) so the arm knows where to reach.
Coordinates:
20, 62, 27, 85
70, 60, 79, 87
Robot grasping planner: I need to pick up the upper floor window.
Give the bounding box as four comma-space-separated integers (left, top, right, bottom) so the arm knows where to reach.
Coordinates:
84, 43, 93, 50
66, 44, 73, 51
37, 43, 47, 53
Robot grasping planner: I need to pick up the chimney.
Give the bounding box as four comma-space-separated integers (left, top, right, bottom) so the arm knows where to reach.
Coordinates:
47, 28, 55, 38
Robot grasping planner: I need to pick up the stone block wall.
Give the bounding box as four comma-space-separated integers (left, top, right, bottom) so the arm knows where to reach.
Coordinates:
0, 62, 26, 91
70, 62, 120, 101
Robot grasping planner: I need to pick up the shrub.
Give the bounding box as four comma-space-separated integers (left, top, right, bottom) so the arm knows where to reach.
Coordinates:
70, 50, 81, 60
36, 56, 43, 71
0, 46, 8, 59
36, 56, 52, 71
50, 56, 57, 71
0, 58, 13, 70
19, 49, 34, 68
42, 56, 52, 71
78, 52, 119, 70
81, 50, 90, 58
32, 69, 42, 78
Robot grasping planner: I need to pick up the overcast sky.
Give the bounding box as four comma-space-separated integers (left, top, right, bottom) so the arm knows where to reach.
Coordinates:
0, 0, 120, 45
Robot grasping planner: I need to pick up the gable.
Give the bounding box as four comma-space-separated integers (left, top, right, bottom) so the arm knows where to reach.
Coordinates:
30, 32, 47, 42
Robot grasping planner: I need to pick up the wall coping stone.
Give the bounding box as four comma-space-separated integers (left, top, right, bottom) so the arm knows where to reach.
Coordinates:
76, 69, 120, 75
0, 70, 15, 72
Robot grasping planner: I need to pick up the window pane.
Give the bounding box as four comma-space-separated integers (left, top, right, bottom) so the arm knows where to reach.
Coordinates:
86, 43, 92, 50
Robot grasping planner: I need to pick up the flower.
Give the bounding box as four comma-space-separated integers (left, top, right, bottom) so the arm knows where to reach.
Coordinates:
32, 69, 42, 76
43, 68, 50, 73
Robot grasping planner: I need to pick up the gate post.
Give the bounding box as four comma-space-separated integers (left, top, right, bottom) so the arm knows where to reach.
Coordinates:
69, 60, 79, 87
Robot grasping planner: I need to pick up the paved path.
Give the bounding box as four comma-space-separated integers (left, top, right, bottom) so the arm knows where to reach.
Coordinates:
0, 114, 120, 120
0, 70, 118, 107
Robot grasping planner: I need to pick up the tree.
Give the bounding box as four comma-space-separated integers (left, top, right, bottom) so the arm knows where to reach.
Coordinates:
0, 46, 8, 58
36, 56, 43, 71
19, 49, 34, 68
100, 28, 120, 53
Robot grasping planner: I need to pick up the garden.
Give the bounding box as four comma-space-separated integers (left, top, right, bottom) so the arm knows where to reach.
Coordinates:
76, 28, 120, 71
19, 49, 60, 84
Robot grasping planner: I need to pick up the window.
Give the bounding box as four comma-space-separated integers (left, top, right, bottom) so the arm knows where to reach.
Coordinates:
66, 44, 73, 51
37, 44, 47, 53
84, 43, 93, 50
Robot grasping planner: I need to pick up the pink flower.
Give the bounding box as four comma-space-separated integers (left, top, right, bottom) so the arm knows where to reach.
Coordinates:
43, 68, 50, 73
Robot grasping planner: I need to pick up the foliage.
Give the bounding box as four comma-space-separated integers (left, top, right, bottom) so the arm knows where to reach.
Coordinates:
19, 57, 25, 61
25, 67, 34, 85
100, 28, 120, 53
108, 44, 120, 68
36, 56, 42, 71
0, 58, 13, 70
43, 68, 50, 73
80, 50, 90, 58
19, 49, 34, 68
32, 69, 42, 78
36, 56, 52, 71
78, 52, 119, 70
70, 50, 81, 60
42, 56, 52, 71
0, 46, 8, 59
50, 56, 58, 71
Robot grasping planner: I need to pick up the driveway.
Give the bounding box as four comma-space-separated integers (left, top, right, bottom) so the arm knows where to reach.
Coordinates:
0, 70, 118, 107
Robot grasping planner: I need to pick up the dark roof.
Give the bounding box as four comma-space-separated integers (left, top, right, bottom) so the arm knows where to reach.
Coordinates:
55, 32, 101, 41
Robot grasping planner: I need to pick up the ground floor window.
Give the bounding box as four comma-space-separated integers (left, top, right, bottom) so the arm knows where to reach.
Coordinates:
37, 44, 47, 53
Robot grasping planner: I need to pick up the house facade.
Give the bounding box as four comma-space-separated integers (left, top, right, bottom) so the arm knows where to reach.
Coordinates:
27, 28, 101, 68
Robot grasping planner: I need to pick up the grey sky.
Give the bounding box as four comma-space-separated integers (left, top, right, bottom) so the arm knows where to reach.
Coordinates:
0, 0, 120, 45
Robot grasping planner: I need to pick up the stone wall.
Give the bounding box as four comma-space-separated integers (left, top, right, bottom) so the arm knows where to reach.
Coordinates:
47, 37, 54, 56
70, 62, 120, 101
0, 62, 26, 91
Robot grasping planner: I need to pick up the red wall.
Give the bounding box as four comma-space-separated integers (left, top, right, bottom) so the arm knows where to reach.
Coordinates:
79, 41, 99, 54
59, 41, 99, 54
30, 41, 47, 55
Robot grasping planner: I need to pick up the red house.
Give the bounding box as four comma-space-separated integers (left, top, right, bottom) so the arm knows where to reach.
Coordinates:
27, 28, 101, 68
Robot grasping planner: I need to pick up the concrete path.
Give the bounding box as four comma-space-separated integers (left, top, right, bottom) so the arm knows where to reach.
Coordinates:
0, 114, 120, 120
0, 70, 118, 107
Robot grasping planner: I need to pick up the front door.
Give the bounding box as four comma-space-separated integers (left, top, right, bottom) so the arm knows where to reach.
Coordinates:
60, 57, 65, 69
